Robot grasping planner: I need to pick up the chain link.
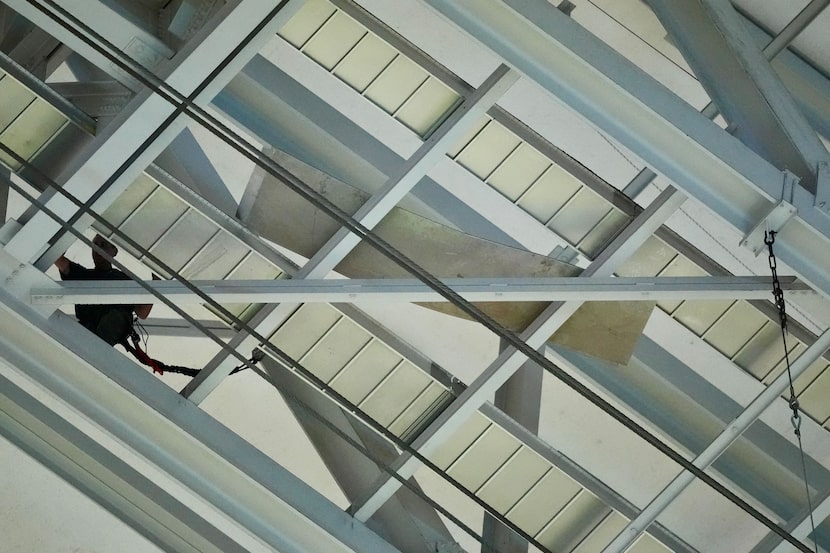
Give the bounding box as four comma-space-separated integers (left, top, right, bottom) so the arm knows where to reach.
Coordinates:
765, 231, 800, 424
765, 230, 817, 552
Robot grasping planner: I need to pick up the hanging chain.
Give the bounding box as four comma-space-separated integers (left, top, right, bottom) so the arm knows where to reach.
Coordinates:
765, 230, 818, 552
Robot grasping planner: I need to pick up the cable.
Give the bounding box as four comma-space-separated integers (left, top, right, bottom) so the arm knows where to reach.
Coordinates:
765, 230, 819, 553
1, 145, 548, 552
12, 2, 820, 549
268, 369, 507, 553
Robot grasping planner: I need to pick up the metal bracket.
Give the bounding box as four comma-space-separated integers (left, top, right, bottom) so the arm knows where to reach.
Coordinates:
814, 161, 830, 217
740, 200, 797, 256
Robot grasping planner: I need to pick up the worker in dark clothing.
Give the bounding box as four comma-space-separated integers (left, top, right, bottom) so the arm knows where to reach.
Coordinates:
55, 234, 153, 345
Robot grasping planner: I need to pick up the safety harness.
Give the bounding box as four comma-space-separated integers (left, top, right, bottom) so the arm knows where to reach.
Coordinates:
120, 320, 258, 378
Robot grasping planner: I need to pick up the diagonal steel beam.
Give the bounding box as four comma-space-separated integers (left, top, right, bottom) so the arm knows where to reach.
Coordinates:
0, 250, 404, 553
182, 64, 518, 404
623, 0, 830, 201
416, 0, 830, 305
0, 372, 250, 553
349, 187, 685, 521
646, 0, 829, 190
2, 0, 303, 269
576, 328, 830, 553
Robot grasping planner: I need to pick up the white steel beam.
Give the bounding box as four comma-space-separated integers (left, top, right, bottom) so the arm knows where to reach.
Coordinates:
0, 250, 403, 553
582, 328, 830, 553
0, 371, 251, 553
646, 0, 829, 190
349, 187, 686, 521
3, 0, 304, 268
1, 0, 172, 91
183, 64, 519, 404
417, 0, 830, 305
623, 0, 829, 201
767, 491, 830, 553
30, 275, 811, 305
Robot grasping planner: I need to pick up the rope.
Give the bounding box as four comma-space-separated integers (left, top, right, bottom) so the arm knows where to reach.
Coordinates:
765, 230, 819, 552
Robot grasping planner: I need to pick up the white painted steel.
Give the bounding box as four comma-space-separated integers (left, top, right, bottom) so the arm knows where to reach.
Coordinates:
184, 64, 518, 404
30, 275, 811, 305
0, 251, 403, 553
417, 0, 830, 305
350, 187, 686, 521
587, 328, 830, 553
4, 0, 304, 268
0, 371, 251, 553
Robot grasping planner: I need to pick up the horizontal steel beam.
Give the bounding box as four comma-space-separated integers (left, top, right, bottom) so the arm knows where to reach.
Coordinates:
29, 276, 809, 305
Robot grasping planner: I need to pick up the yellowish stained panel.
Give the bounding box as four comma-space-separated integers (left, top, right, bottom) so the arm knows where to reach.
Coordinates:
120, 187, 188, 251
616, 236, 677, 277
303, 11, 366, 70
797, 365, 830, 423
150, 209, 219, 272
516, 164, 581, 223
629, 533, 671, 553
455, 120, 521, 179
100, 176, 158, 229
447, 117, 488, 158
0, 99, 66, 168
333, 33, 396, 92
396, 78, 459, 136
303, 318, 372, 382
269, 303, 341, 360
733, 322, 787, 380
535, 491, 607, 549
0, 74, 36, 131
278, 0, 336, 48
361, 361, 432, 426
388, 382, 448, 437
427, 412, 490, 470
571, 512, 627, 553
673, 299, 735, 336
329, 340, 402, 405
763, 341, 804, 384
548, 187, 612, 246
477, 447, 551, 513
506, 469, 582, 536
793, 357, 829, 395
447, 425, 521, 493
487, 143, 551, 202
704, 300, 767, 358
364, 56, 428, 113
656, 255, 706, 313
579, 208, 630, 257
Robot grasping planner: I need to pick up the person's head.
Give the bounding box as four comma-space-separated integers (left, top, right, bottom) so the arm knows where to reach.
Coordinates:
91, 234, 117, 269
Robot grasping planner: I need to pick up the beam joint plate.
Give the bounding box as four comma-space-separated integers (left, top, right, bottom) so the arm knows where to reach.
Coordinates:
740, 173, 798, 255
814, 160, 830, 217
